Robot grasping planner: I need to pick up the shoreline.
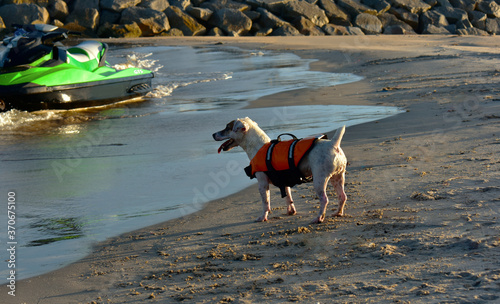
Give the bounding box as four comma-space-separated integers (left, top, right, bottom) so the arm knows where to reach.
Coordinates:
7, 36, 500, 303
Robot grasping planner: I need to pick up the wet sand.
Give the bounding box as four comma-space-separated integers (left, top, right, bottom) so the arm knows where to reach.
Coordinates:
7, 36, 500, 303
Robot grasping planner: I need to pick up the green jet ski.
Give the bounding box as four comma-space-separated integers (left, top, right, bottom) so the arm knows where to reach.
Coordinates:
0, 24, 154, 112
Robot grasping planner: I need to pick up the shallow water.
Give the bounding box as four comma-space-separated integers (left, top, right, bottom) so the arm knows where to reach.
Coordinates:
0, 45, 401, 280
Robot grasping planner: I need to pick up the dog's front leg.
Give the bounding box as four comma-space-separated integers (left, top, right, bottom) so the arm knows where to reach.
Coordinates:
284, 187, 297, 216
255, 172, 271, 222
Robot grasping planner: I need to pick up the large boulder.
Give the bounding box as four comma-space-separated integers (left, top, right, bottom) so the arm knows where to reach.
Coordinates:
120, 6, 170, 35
165, 6, 206, 36
47, 0, 69, 21
139, 0, 170, 12
470, 11, 487, 29
477, 0, 500, 18
419, 10, 449, 32
100, 0, 142, 13
0, 4, 49, 31
434, 6, 468, 23
362, 0, 391, 14
282, 0, 329, 27
294, 16, 325, 35
449, 0, 477, 12
98, 22, 142, 37
390, 0, 431, 14
354, 12, 382, 34
256, 7, 290, 28
456, 27, 489, 35
337, 0, 377, 17
270, 23, 303, 35
66, 8, 100, 31
422, 24, 452, 34
201, 0, 251, 12
208, 8, 252, 35
390, 7, 419, 30
187, 7, 213, 21
318, 0, 351, 26
485, 17, 500, 33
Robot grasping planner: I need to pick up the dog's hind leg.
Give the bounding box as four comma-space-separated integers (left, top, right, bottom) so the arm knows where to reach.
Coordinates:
284, 187, 297, 215
312, 177, 329, 224
331, 171, 347, 217
256, 172, 271, 222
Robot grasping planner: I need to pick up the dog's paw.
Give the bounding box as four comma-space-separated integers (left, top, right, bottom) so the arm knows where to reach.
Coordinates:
255, 215, 268, 222
311, 215, 325, 224
332, 209, 344, 217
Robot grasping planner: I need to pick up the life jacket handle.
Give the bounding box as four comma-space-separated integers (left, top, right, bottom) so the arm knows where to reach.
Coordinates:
275, 133, 298, 142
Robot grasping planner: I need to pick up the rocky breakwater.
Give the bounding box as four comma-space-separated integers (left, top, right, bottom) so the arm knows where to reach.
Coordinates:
0, 0, 500, 38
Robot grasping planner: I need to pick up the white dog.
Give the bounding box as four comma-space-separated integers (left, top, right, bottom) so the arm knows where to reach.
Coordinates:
213, 117, 347, 223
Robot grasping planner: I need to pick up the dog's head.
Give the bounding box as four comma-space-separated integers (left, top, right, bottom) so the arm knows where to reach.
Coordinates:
212, 118, 250, 153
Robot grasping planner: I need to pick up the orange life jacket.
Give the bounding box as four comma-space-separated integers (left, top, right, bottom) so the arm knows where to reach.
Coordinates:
244, 133, 326, 197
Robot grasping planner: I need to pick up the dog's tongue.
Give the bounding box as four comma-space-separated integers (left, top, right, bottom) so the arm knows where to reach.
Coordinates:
217, 139, 232, 154
217, 143, 225, 154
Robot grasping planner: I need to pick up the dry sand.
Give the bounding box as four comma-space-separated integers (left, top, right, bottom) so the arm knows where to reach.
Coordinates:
5, 36, 500, 303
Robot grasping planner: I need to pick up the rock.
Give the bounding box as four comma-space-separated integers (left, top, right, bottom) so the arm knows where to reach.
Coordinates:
207, 26, 225, 36
47, 0, 69, 21
0, 4, 49, 31
322, 23, 338, 34
100, 0, 142, 13
66, 8, 100, 31
294, 16, 325, 35
456, 27, 489, 35
362, 0, 391, 14
250, 0, 294, 14
449, 0, 477, 12
318, 0, 351, 25
485, 17, 500, 33
201, 0, 251, 12
255, 27, 273, 35
435, 6, 468, 23
271, 23, 303, 35
390, 7, 419, 30
169, 0, 192, 11
346, 25, 366, 34
256, 7, 290, 28
477, 0, 500, 18
244, 10, 261, 21
163, 28, 185, 36
97, 22, 142, 37
419, 10, 449, 32
73, 0, 99, 11
470, 11, 487, 29
422, 24, 452, 33
99, 9, 121, 26
354, 12, 382, 34
456, 18, 473, 29
0, 16, 6, 37
337, 0, 377, 17
390, 0, 431, 14
187, 7, 213, 21
120, 6, 170, 36
379, 12, 416, 33
208, 8, 252, 35
165, 6, 206, 36
282, 0, 329, 27
139, 0, 170, 12
383, 24, 410, 33
436, 0, 453, 7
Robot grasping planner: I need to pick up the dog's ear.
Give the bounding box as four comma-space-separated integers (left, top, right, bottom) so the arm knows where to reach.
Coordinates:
232, 120, 248, 133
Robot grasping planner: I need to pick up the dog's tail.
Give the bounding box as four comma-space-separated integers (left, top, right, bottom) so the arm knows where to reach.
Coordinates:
331, 125, 346, 150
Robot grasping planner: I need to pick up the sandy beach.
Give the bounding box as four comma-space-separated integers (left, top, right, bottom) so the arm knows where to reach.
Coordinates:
5, 36, 500, 303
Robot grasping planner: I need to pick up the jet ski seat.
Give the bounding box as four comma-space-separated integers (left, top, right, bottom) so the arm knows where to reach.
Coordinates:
66, 41, 107, 71
67, 41, 103, 62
